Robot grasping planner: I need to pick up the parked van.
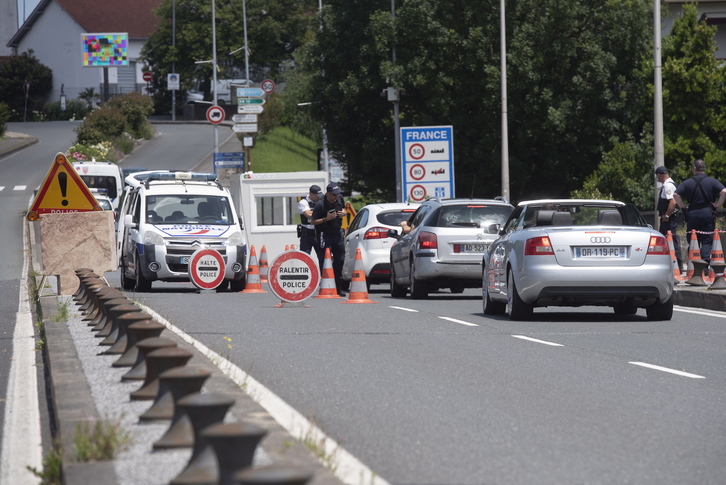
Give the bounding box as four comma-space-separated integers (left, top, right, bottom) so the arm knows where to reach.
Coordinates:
72, 160, 124, 210
117, 171, 247, 292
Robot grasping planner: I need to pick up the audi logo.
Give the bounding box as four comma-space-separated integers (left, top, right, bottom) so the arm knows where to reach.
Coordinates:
590, 236, 611, 243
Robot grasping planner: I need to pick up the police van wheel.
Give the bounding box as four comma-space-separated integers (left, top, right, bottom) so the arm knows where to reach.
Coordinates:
135, 254, 152, 292
215, 280, 230, 292
121, 271, 135, 291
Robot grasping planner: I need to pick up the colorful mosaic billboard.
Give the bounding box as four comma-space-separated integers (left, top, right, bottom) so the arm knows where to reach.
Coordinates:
81, 33, 128, 67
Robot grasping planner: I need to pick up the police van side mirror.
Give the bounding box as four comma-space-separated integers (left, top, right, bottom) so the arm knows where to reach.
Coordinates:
124, 214, 137, 229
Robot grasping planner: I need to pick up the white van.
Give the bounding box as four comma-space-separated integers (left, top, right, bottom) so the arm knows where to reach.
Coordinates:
117, 171, 247, 292
72, 160, 124, 210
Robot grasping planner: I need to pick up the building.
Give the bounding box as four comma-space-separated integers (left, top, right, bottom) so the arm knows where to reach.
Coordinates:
5, 0, 163, 103
665, 1, 726, 60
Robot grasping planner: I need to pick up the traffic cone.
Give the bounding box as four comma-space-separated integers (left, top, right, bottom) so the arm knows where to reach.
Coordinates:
259, 245, 269, 283
666, 231, 686, 282
342, 248, 376, 304
241, 245, 266, 293
684, 230, 709, 286
284, 245, 290, 251
315, 248, 341, 299
709, 230, 726, 289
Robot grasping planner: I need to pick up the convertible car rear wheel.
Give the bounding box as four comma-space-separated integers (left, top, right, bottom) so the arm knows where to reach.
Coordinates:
483, 283, 506, 315
507, 270, 532, 321
645, 296, 673, 321
613, 305, 638, 315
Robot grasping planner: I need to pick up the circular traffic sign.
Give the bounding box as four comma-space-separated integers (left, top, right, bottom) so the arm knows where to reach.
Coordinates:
268, 250, 320, 302
206, 105, 226, 124
142, 71, 153, 82
408, 143, 425, 160
261, 79, 276, 94
409, 163, 426, 181
188, 249, 226, 290
409, 184, 427, 202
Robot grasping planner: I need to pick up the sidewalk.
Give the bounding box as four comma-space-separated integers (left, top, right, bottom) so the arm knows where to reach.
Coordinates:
0, 131, 39, 156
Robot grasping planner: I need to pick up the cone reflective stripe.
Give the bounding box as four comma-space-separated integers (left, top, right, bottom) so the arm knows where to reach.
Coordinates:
315, 248, 340, 299
241, 245, 266, 293
259, 245, 269, 283
342, 248, 376, 304
666, 231, 686, 282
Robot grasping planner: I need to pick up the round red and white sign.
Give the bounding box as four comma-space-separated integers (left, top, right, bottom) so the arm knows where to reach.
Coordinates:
409, 184, 427, 202
206, 105, 226, 124
188, 248, 226, 290
143, 71, 153, 82
268, 250, 320, 302
261, 79, 276, 94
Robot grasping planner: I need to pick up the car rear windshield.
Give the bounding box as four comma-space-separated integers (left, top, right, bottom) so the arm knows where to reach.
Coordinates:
377, 210, 416, 227
522, 203, 647, 227
437, 205, 512, 229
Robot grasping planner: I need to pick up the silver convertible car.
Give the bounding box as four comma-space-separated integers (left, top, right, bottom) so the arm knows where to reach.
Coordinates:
482, 199, 674, 321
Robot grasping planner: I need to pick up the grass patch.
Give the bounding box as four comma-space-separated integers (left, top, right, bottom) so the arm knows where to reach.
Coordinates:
246, 127, 318, 173
52, 300, 70, 323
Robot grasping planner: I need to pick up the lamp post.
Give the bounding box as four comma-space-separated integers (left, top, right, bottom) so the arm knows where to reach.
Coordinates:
500, 0, 510, 202
172, 0, 176, 121
391, 0, 402, 203
211, 0, 219, 156
653, 0, 665, 229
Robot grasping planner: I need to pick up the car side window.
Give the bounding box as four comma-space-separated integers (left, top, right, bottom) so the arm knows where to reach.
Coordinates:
410, 204, 432, 230
503, 206, 524, 233
348, 209, 368, 233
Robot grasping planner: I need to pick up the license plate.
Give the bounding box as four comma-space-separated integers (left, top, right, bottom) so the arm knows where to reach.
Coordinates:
181, 256, 190, 264
575, 247, 626, 258
458, 244, 487, 253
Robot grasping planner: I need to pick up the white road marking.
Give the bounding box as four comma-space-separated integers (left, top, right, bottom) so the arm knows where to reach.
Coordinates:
389, 305, 418, 312
675, 306, 726, 319
438, 316, 478, 327
13, 185, 26, 191
512, 335, 564, 346
0, 186, 4, 191
629, 362, 705, 379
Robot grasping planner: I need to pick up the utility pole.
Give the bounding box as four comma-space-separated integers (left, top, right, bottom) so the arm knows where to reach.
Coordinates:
500, 0, 510, 202
653, 0, 665, 229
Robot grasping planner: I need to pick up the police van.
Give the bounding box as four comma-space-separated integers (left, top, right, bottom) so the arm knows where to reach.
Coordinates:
117, 171, 247, 291
72, 160, 124, 210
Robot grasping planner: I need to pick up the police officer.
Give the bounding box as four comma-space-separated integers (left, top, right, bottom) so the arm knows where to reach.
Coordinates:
298, 185, 323, 256
655, 166, 681, 271
674, 159, 726, 263
311, 182, 347, 296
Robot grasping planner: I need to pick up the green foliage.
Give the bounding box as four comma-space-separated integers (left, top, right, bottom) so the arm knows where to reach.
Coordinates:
105, 92, 154, 139
74, 106, 127, 145
257, 92, 283, 137
78, 88, 100, 109
0, 102, 10, 137
73, 418, 131, 462
250, 126, 317, 172
65, 142, 114, 163
43, 99, 91, 121
0, 50, 53, 121
27, 440, 62, 485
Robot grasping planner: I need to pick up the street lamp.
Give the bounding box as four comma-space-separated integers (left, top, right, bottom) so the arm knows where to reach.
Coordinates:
500, 0, 510, 202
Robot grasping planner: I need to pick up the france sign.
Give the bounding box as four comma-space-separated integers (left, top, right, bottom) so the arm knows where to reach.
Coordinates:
400, 126, 455, 202
268, 250, 320, 302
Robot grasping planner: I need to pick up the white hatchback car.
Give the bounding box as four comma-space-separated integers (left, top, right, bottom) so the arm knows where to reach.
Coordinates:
342, 202, 419, 287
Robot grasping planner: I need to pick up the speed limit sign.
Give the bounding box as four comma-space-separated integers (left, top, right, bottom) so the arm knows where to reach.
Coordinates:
261, 79, 275, 94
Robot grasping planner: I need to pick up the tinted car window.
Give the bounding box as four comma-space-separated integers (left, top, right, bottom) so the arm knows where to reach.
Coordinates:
348, 209, 368, 233
436, 204, 512, 228
376, 210, 415, 226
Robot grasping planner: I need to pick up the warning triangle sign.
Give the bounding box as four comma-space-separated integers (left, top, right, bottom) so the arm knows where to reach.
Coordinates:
27, 153, 101, 221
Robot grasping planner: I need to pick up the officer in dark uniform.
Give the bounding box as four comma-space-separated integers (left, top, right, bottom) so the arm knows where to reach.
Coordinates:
674, 159, 726, 263
655, 166, 681, 271
311, 183, 347, 296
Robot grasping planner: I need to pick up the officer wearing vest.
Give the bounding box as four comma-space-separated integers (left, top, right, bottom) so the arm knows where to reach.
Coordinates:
298, 184, 323, 256
655, 166, 682, 271
311, 182, 347, 296
674, 159, 726, 263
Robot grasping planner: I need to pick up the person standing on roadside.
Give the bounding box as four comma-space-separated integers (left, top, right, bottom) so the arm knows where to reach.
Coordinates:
655, 166, 682, 271
673, 159, 726, 263
311, 182, 347, 296
298, 185, 324, 257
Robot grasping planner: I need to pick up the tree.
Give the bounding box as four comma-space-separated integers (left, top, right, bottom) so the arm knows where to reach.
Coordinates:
300, 0, 653, 201
0, 50, 53, 121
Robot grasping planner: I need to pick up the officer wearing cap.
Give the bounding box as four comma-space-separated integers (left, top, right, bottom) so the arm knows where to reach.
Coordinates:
655, 166, 682, 271
311, 182, 347, 296
674, 159, 726, 263
298, 184, 324, 256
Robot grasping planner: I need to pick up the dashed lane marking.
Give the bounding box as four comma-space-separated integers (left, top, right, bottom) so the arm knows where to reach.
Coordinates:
512, 335, 564, 346
629, 362, 705, 379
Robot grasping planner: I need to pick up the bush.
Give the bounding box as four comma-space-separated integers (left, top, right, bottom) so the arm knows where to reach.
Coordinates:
65, 141, 114, 163
0, 102, 10, 137
105, 92, 153, 139
44, 99, 91, 121
75, 106, 127, 145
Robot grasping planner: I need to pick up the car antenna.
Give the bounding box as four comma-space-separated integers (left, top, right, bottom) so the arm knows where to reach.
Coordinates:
470, 175, 476, 199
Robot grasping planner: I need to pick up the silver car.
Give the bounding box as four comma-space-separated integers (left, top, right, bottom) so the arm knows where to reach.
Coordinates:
390, 198, 514, 299
482, 199, 674, 321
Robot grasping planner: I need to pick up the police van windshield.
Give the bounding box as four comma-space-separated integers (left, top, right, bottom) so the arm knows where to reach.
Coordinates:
145, 195, 233, 225
79, 175, 119, 199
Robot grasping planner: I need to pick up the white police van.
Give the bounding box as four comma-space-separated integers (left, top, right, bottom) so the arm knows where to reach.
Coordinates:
72, 160, 124, 210
117, 171, 247, 291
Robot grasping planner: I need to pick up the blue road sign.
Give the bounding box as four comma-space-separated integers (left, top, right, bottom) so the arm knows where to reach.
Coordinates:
214, 152, 245, 169
400, 126, 455, 202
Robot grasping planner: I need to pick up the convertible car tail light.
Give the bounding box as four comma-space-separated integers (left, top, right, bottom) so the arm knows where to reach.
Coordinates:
418, 231, 438, 249
364, 227, 389, 239
524, 236, 553, 255
647, 235, 670, 255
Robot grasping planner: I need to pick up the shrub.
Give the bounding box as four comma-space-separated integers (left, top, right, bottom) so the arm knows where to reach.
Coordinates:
75, 106, 127, 145
0, 102, 10, 137
65, 142, 113, 163
44, 99, 91, 121
105, 92, 153, 139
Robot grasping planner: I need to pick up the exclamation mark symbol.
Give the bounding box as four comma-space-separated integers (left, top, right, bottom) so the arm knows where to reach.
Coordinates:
58, 172, 68, 206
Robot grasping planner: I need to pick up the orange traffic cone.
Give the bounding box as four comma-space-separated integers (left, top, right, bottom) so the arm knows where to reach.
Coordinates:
342, 248, 376, 304
666, 231, 685, 282
709, 230, 726, 289
315, 248, 341, 299
242, 245, 266, 293
284, 245, 290, 251
684, 230, 709, 286
259, 245, 269, 283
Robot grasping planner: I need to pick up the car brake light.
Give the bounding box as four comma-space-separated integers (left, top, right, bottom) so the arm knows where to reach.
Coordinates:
647, 235, 669, 255
418, 231, 438, 249
364, 227, 390, 239
524, 236, 553, 255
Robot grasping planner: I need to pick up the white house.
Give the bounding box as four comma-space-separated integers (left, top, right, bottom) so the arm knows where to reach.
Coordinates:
5, 0, 163, 103
665, 1, 726, 60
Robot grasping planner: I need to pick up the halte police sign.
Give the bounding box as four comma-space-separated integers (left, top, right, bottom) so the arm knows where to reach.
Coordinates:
400, 126, 455, 202
188, 248, 226, 290
268, 251, 320, 303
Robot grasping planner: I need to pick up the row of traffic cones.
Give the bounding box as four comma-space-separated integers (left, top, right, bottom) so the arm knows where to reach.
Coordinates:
241, 244, 376, 303
668, 229, 726, 288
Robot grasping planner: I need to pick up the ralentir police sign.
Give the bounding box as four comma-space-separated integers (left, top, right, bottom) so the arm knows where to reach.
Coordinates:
400, 126, 455, 202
